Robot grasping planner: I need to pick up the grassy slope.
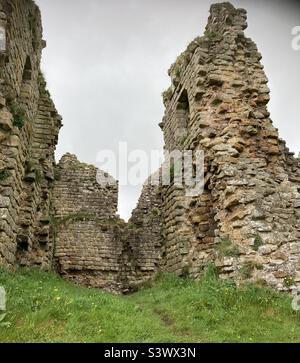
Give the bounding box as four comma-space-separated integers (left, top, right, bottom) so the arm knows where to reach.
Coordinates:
0, 267, 300, 343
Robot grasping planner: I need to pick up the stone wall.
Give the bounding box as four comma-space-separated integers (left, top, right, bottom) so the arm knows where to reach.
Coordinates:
124, 176, 164, 288
0, 0, 61, 269
52, 154, 124, 293
160, 2, 300, 292
52, 157, 163, 293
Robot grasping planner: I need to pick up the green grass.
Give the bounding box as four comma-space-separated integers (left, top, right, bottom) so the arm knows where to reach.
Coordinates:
216, 238, 240, 257
9, 103, 27, 129
0, 268, 300, 343
253, 235, 264, 251
0, 170, 12, 181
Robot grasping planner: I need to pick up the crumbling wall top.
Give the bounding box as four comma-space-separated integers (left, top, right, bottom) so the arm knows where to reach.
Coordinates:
164, 2, 248, 108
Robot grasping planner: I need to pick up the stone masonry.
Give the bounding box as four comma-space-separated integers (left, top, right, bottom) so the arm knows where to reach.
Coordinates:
52, 159, 163, 293
0, 1, 299, 294
159, 2, 300, 292
0, 0, 61, 269
52, 153, 123, 292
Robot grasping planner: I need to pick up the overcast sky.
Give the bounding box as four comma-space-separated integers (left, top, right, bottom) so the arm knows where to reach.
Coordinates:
35, 0, 300, 220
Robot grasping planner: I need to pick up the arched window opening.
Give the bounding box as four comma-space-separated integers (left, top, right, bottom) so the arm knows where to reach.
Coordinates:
176, 89, 190, 126
175, 89, 190, 145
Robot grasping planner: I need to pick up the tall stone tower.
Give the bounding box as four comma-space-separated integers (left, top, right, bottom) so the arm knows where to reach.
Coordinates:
159, 2, 300, 291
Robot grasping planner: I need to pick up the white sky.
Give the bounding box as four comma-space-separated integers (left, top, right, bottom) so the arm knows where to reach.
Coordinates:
35, 0, 300, 220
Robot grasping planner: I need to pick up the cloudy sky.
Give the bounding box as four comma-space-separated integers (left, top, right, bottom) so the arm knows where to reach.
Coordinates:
35, 0, 300, 220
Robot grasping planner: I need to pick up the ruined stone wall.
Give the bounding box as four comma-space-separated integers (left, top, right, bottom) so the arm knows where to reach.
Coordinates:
1, 0, 299, 295
0, 0, 61, 269
123, 177, 164, 288
52, 157, 164, 293
160, 2, 300, 291
52, 154, 124, 293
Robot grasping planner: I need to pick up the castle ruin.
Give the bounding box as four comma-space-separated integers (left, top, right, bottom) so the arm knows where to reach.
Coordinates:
1, 0, 300, 293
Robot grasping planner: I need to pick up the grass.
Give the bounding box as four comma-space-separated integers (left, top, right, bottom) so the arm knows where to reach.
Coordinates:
238, 261, 263, 280
175, 67, 181, 78
253, 235, 264, 251
0, 170, 11, 181
50, 213, 122, 229
0, 268, 300, 343
9, 103, 27, 129
216, 238, 240, 257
